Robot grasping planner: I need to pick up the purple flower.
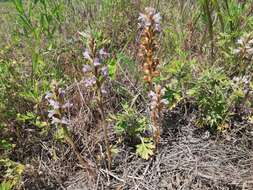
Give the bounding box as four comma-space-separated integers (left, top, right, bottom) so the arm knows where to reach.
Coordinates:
51, 117, 69, 125
84, 76, 96, 87
82, 64, 92, 73
45, 92, 53, 100
48, 110, 57, 118
138, 7, 161, 32
99, 48, 109, 58
234, 35, 253, 59
148, 91, 156, 98
93, 58, 101, 66
58, 89, 65, 99
138, 13, 151, 27
83, 49, 91, 60
49, 99, 60, 109
101, 66, 108, 77
62, 101, 73, 109
247, 48, 253, 56
153, 12, 161, 24
101, 88, 107, 94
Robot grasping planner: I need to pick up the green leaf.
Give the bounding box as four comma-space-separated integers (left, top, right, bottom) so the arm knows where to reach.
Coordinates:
136, 138, 155, 160
54, 127, 66, 141
0, 180, 13, 190
108, 59, 117, 80
0, 140, 14, 151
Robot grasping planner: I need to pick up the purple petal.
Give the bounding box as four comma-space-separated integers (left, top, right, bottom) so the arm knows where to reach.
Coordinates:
58, 89, 65, 99
101, 88, 107, 94
83, 49, 91, 60
45, 92, 53, 100
60, 117, 70, 125
49, 99, 60, 109
82, 64, 92, 73
62, 102, 73, 109
148, 91, 156, 98
51, 117, 69, 125
84, 76, 96, 87
153, 13, 161, 24
51, 117, 61, 124
93, 58, 101, 66
247, 48, 253, 56
48, 110, 56, 118
99, 48, 109, 57
101, 66, 108, 77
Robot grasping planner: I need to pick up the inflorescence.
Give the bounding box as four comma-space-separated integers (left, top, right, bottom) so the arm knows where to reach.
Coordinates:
149, 85, 168, 144
82, 34, 112, 169
234, 34, 253, 60
138, 8, 168, 146
138, 7, 161, 89
46, 81, 73, 126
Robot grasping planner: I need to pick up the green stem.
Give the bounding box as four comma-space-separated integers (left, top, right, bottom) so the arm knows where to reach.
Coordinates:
212, 0, 225, 32
223, 0, 233, 32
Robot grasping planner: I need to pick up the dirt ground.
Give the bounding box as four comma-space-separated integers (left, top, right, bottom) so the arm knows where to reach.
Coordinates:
18, 103, 253, 190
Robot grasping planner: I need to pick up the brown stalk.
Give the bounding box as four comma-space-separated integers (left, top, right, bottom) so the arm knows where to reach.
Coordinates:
139, 8, 163, 146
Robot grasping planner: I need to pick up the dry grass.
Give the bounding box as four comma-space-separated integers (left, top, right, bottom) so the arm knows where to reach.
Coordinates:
17, 85, 253, 189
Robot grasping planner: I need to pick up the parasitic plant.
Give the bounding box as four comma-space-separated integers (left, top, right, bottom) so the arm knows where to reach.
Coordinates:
148, 85, 168, 145
138, 8, 167, 146
233, 34, 253, 109
82, 34, 112, 169
46, 81, 95, 175
234, 34, 253, 62
138, 7, 161, 90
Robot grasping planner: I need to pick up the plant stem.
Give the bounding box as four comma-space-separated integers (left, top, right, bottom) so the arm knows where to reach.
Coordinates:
96, 82, 112, 170
223, 0, 233, 32
61, 125, 95, 176
152, 115, 160, 148
212, 0, 224, 32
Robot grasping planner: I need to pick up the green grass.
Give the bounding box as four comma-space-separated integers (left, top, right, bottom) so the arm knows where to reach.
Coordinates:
1, 0, 253, 189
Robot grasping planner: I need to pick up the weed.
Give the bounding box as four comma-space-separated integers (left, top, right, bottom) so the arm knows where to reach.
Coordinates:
138, 7, 167, 146
138, 7, 161, 89
189, 68, 233, 130
81, 32, 112, 169
0, 159, 24, 190
112, 103, 147, 141
46, 81, 95, 175
136, 137, 155, 160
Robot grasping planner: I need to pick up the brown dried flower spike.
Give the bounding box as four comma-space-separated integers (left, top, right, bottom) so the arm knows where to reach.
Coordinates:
138, 7, 161, 89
